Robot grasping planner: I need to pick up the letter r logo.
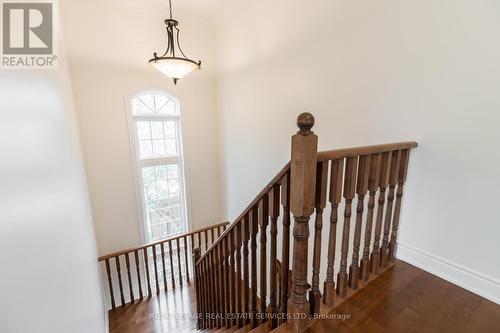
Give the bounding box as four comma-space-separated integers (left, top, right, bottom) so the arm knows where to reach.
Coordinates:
2, 2, 53, 54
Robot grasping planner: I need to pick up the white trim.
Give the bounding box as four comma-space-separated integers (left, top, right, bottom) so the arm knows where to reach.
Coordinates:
125, 95, 148, 243
124, 90, 191, 244
175, 101, 193, 233
140, 156, 181, 167
104, 308, 109, 333
396, 242, 500, 305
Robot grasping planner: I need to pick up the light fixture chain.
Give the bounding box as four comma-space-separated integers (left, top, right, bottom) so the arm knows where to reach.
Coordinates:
168, 0, 173, 19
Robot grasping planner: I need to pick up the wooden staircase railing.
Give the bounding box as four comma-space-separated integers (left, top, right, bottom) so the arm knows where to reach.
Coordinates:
98, 222, 229, 310
194, 113, 417, 332
194, 160, 291, 331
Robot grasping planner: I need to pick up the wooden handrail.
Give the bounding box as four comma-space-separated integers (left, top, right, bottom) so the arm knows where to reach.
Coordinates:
98, 221, 229, 261
317, 142, 418, 161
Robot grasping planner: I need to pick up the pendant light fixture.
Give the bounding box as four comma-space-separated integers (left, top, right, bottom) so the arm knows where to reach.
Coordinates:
149, 0, 201, 84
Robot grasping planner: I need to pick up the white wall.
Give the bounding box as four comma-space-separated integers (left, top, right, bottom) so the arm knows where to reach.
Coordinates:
0, 19, 105, 333
60, 0, 223, 256
215, 0, 500, 303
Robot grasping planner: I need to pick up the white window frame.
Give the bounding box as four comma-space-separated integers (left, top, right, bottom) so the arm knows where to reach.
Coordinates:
126, 90, 191, 244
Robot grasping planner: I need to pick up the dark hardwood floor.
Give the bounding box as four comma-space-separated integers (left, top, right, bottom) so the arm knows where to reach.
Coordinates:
306, 261, 500, 333
109, 281, 197, 333
108, 261, 500, 333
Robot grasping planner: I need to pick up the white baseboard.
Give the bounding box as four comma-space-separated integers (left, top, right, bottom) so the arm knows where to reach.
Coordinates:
396, 242, 500, 305
104, 309, 109, 333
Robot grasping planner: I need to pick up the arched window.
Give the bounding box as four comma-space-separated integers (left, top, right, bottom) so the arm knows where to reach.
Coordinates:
128, 92, 188, 243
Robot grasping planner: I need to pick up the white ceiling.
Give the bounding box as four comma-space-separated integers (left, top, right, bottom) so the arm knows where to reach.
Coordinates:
131, 0, 233, 20
176, 0, 233, 19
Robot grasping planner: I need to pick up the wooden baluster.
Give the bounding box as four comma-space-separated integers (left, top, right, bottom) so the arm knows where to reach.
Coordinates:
176, 238, 183, 285
242, 215, 250, 326
211, 228, 215, 247
193, 248, 201, 329
195, 259, 202, 329
160, 242, 168, 291
210, 256, 215, 328
288, 113, 318, 332
389, 149, 410, 261
309, 161, 328, 315
143, 248, 152, 296
323, 159, 343, 306
268, 184, 280, 328
205, 230, 209, 252
197, 261, 202, 329
218, 242, 226, 328
168, 240, 175, 288
216, 226, 221, 238
190, 234, 195, 251
277, 261, 282, 313
201, 259, 207, 328
213, 252, 218, 328
349, 155, 371, 290
235, 222, 243, 328
249, 207, 259, 328
229, 229, 237, 327
212, 252, 218, 328
219, 243, 225, 328
115, 256, 126, 306
370, 151, 392, 274
204, 259, 209, 329
183, 236, 189, 281
280, 173, 291, 321
152, 245, 160, 294
214, 248, 220, 329
125, 253, 134, 302
381, 150, 401, 268
105, 259, 116, 310
205, 258, 210, 329
206, 258, 211, 328
217, 243, 225, 328
206, 259, 211, 329
259, 195, 269, 324
225, 235, 232, 329
203, 258, 210, 329
337, 156, 358, 297
134, 250, 144, 299
207, 251, 217, 328
198, 231, 202, 252
211, 252, 222, 328
210, 242, 216, 329
360, 154, 381, 281
210, 251, 217, 328
196, 233, 201, 252
210, 255, 215, 328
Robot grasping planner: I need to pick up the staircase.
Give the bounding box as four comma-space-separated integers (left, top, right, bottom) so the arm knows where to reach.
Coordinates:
193, 113, 418, 333
98, 113, 417, 333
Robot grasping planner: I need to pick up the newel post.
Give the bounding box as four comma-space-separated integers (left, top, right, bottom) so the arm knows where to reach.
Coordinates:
192, 248, 201, 329
287, 113, 318, 333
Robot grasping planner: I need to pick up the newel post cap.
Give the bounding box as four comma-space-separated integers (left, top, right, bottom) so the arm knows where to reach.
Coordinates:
193, 247, 201, 260
297, 112, 315, 134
